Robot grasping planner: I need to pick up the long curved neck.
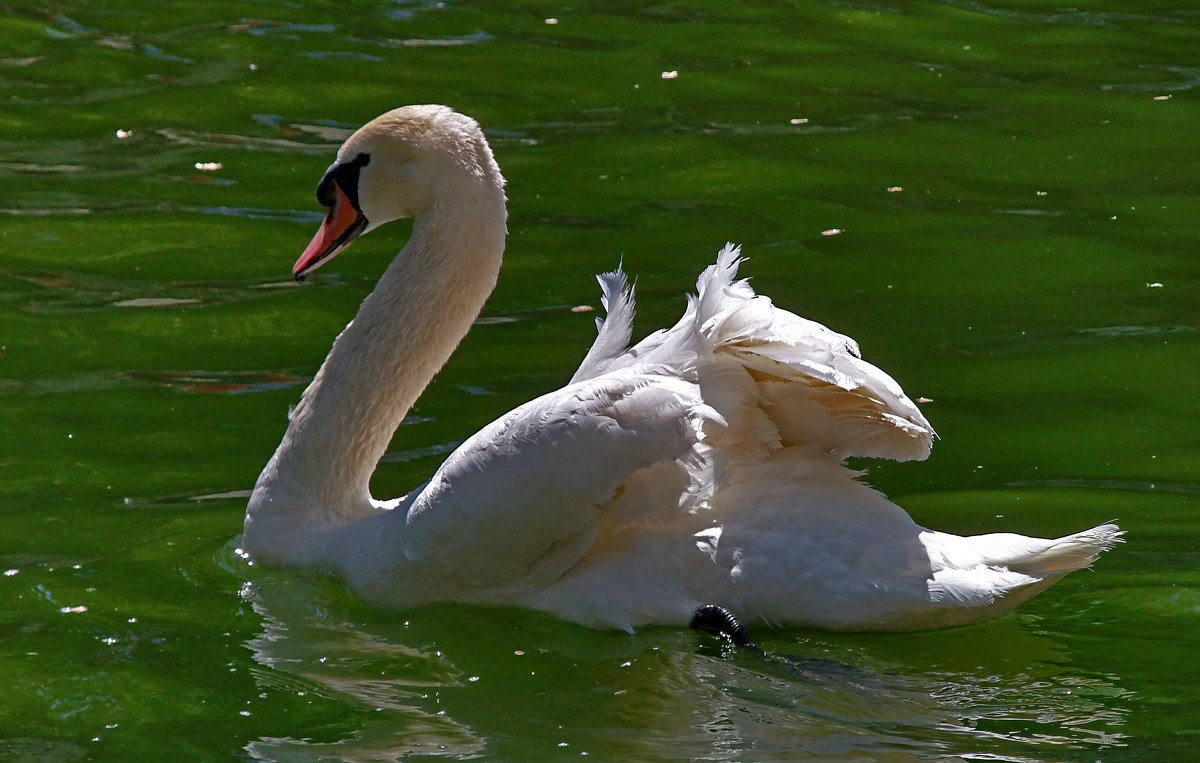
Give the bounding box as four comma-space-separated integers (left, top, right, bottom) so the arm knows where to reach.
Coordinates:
247, 190, 506, 555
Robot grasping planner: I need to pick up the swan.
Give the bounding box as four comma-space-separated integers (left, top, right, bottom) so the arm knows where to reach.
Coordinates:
243, 105, 1122, 632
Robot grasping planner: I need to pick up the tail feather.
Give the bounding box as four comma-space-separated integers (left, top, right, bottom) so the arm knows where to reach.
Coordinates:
1002, 522, 1124, 576
920, 522, 1124, 626
942, 522, 1124, 578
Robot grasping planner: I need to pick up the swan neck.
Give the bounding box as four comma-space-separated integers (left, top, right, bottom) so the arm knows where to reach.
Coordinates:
249, 194, 505, 543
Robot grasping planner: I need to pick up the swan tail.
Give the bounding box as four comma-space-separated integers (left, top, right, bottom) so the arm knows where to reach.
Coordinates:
980, 522, 1125, 577
912, 522, 1125, 626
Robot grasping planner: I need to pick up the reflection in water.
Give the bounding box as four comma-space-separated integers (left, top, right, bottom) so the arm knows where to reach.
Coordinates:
240, 569, 1131, 761
670, 640, 1130, 759
240, 576, 485, 760
930, 672, 1129, 748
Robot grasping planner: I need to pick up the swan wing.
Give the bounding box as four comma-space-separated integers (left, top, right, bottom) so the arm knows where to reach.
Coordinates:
387, 372, 717, 593
691, 245, 935, 462
577, 245, 935, 463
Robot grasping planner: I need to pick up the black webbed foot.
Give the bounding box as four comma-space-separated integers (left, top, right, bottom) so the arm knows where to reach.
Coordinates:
690, 604, 755, 649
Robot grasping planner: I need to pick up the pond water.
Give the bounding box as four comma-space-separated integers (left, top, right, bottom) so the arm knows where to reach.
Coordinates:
2, 1, 1198, 759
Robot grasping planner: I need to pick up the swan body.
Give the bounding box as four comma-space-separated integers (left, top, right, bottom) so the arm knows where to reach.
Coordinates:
243, 105, 1122, 632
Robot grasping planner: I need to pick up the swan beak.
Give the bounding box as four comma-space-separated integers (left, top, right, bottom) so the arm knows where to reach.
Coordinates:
293, 182, 368, 281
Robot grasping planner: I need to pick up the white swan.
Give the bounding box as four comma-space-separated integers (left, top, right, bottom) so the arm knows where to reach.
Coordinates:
243, 105, 1122, 632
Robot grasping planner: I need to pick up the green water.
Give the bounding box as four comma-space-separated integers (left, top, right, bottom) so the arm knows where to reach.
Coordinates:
2, 0, 1198, 759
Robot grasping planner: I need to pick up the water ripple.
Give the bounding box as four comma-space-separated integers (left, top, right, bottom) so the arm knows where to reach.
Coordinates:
1007, 477, 1200, 497
379, 440, 464, 464
962, 324, 1196, 354
0, 268, 301, 314
1102, 65, 1200, 93
156, 127, 335, 155
0, 370, 305, 398
937, 1, 1190, 28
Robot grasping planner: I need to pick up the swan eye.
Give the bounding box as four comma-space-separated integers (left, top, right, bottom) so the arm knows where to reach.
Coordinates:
316, 153, 372, 211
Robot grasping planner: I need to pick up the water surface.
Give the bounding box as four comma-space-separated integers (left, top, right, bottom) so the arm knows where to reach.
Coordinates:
2, 1, 1197, 759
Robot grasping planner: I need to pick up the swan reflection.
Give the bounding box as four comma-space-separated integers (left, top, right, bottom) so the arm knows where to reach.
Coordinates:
241, 572, 1129, 760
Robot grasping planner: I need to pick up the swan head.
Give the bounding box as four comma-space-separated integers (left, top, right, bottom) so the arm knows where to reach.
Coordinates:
293, 104, 506, 280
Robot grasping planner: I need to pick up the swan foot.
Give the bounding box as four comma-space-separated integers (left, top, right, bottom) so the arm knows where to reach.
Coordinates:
690, 604, 755, 649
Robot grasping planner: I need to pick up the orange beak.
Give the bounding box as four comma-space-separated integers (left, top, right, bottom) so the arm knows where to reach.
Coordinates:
292, 182, 368, 281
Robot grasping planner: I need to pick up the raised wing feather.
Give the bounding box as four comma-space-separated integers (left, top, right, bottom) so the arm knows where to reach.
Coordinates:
573, 244, 934, 462
570, 267, 636, 383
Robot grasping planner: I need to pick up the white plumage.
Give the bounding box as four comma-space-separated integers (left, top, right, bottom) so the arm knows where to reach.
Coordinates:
243, 105, 1121, 632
